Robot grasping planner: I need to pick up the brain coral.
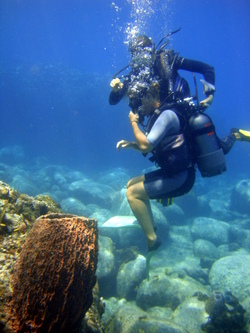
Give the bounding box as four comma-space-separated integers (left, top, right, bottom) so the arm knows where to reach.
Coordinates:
7, 213, 98, 333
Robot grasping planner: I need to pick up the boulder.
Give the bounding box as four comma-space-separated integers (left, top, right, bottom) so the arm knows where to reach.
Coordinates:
191, 217, 230, 246
172, 296, 207, 333
136, 270, 209, 311
69, 179, 115, 209
60, 196, 88, 216
96, 236, 116, 298
117, 254, 146, 300
104, 300, 187, 333
231, 179, 250, 215
209, 254, 250, 301
193, 239, 219, 259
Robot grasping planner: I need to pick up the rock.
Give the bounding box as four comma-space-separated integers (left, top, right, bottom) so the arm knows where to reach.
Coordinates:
151, 203, 170, 233
217, 244, 249, 258
209, 198, 232, 221
209, 254, 250, 301
241, 230, 250, 251
96, 236, 116, 298
136, 269, 209, 311
104, 301, 187, 333
98, 168, 130, 191
2, 213, 26, 233
231, 179, 250, 215
174, 191, 199, 218
60, 197, 88, 216
6, 213, 98, 333
89, 209, 113, 226
146, 306, 173, 320
157, 226, 194, 266
102, 297, 127, 324
241, 218, 250, 230
175, 257, 210, 284
111, 187, 131, 216
96, 236, 115, 279
191, 217, 230, 246
0, 145, 24, 164
69, 179, 115, 209
158, 202, 185, 225
241, 296, 250, 325
117, 254, 146, 300
172, 296, 207, 333
193, 239, 219, 259
10, 174, 39, 196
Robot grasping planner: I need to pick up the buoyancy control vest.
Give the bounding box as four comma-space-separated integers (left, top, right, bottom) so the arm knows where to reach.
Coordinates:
146, 98, 227, 177
145, 108, 193, 175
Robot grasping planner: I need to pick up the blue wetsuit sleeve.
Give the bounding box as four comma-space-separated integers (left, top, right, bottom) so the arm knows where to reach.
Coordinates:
147, 110, 180, 147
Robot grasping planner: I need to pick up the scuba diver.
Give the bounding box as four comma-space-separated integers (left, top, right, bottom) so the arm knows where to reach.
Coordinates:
111, 30, 250, 267
109, 30, 216, 111
116, 81, 250, 256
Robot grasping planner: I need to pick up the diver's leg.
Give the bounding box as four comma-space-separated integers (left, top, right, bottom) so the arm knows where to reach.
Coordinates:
231, 128, 250, 142
218, 134, 236, 155
127, 174, 145, 188
219, 128, 250, 155
126, 180, 157, 248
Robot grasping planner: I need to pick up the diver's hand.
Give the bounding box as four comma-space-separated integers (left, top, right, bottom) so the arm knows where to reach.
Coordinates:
200, 79, 215, 108
200, 94, 214, 108
116, 140, 131, 151
200, 79, 215, 95
128, 111, 139, 124
110, 78, 124, 93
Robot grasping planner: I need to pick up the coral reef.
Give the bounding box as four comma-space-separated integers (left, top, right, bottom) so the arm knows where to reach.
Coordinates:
6, 213, 98, 333
0, 181, 62, 230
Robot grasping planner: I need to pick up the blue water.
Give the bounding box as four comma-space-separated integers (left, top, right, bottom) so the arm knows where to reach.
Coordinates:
0, 0, 249, 177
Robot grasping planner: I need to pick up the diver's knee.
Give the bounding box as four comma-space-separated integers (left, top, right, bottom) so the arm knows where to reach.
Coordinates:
126, 179, 132, 188
126, 186, 134, 202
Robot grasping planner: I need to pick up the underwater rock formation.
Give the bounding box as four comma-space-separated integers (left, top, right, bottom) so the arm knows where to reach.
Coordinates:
209, 254, 250, 299
0, 180, 62, 232
117, 254, 146, 300
191, 217, 230, 246
231, 179, 250, 215
7, 213, 98, 333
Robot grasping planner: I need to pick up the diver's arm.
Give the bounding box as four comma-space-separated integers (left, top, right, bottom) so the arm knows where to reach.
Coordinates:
116, 140, 141, 151
131, 122, 154, 153
177, 57, 215, 106
177, 57, 215, 89
129, 112, 154, 153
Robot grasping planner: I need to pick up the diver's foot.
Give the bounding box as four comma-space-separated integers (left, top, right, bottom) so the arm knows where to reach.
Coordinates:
147, 237, 162, 254
231, 128, 250, 142
146, 237, 162, 280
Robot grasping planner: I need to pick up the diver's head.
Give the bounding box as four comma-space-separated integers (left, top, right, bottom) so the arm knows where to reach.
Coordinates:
127, 36, 156, 113
138, 82, 160, 117
129, 35, 154, 54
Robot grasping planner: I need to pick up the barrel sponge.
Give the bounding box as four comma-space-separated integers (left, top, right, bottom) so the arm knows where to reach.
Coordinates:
7, 213, 98, 333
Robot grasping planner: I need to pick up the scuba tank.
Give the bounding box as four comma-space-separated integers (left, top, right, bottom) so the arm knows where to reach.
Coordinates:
189, 112, 227, 177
